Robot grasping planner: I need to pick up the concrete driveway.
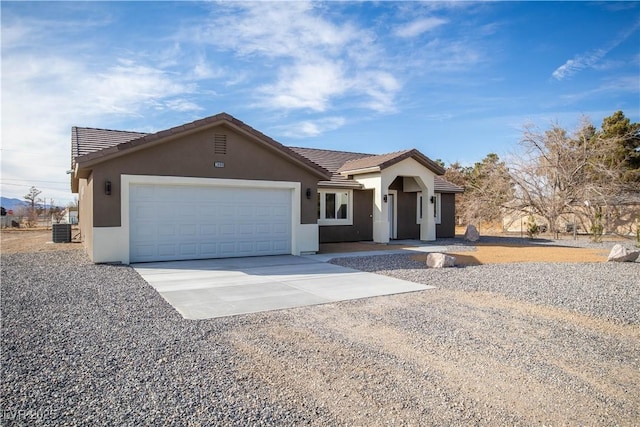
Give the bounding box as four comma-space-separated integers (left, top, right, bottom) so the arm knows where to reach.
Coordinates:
134, 255, 434, 319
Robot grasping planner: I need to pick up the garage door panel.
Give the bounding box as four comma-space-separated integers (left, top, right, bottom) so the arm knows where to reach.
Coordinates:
180, 243, 198, 257
272, 223, 289, 234
198, 242, 216, 255
199, 224, 216, 236
130, 183, 292, 262
272, 240, 289, 251
199, 205, 218, 217
133, 244, 156, 258
180, 224, 198, 237
219, 224, 235, 235
158, 225, 176, 238
158, 244, 176, 257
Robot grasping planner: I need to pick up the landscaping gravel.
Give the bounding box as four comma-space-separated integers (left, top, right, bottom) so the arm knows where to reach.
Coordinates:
332, 253, 640, 325
1, 250, 328, 426
2, 247, 639, 425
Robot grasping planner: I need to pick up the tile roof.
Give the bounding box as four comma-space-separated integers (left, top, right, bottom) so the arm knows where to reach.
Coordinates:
291, 147, 461, 192
71, 113, 462, 193
288, 147, 370, 187
337, 150, 413, 173
434, 176, 464, 193
71, 127, 148, 167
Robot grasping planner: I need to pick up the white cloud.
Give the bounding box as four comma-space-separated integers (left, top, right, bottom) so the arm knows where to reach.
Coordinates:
556, 75, 640, 103
258, 61, 349, 112
418, 39, 483, 73
88, 61, 196, 114
273, 117, 346, 138
1, 50, 200, 203
193, 1, 401, 116
394, 17, 447, 38
552, 49, 607, 81
356, 71, 401, 113
203, 2, 356, 59
165, 99, 204, 112
424, 113, 454, 121
552, 20, 640, 80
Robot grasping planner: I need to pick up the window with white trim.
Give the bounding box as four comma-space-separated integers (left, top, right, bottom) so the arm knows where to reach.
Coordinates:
434, 192, 441, 224
318, 189, 352, 225
416, 192, 441, 225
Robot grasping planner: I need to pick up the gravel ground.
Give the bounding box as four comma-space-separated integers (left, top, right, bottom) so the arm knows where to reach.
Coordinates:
331, 251, 640, 325
433, 234, 634, 250
2, 247, 639, 425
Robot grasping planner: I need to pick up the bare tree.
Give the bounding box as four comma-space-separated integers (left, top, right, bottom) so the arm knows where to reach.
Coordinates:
509, 116, 635, 238
24, 186, 42, 210
443, 162, 469, 225
50, 200, 66, 224
23, 186, 42, 228
450, 154, 513, 228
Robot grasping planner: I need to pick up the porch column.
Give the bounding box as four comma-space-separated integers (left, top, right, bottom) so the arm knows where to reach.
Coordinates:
354, 174, 389, 243
412, 175, 436, 241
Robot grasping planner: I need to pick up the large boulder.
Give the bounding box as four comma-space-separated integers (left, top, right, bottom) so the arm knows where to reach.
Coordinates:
426, 253, 456, 268
464, 225, 480, 242
607, 244, 640, 262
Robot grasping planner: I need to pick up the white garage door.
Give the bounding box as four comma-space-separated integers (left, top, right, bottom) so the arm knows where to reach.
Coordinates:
130, 183, 292, 263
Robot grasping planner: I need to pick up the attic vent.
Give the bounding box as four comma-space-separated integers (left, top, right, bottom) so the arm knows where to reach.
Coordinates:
214, 134, 227, 155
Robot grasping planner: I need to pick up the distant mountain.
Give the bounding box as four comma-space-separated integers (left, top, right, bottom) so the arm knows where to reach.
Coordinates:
0, 197, 64, 212
0, 197, 28, 210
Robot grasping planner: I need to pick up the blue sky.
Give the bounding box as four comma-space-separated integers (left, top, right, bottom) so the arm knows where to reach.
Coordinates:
2, 1, 639, 205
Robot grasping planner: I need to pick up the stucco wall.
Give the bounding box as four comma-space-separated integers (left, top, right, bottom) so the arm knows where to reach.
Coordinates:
436, 193, 456, 238
319, 189, 374, 243
78, 176, 94, 260
88, 124, 320, 227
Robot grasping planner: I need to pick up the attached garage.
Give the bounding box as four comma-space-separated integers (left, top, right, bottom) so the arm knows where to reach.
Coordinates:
71, 113, 330, 264
129, 183, 292, 262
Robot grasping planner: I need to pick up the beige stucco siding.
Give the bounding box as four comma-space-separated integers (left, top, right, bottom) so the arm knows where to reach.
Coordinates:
89, 125, 320, 227
78, 176, 94, 260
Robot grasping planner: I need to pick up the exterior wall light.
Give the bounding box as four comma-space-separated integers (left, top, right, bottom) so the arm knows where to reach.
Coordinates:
430, 196, 435, 204
383, 195, 388, 203
105, 180, 112, 195
306, 188, 312, 199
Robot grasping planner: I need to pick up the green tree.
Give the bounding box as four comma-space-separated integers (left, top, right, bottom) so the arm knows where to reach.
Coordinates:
599, 110, 640, 182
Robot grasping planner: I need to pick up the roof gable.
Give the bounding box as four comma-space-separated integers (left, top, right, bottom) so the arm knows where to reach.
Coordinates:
291, 146, 460, 192
338, 149, 445, 176
72, 113, 331, 180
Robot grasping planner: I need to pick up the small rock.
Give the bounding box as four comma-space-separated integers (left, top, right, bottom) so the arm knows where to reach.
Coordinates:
607, 244, 640, 262
426, 253, 456, 268
464, 225, 480, 242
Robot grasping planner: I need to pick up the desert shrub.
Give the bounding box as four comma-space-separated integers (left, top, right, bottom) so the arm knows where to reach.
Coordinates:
526, 215, 540, 239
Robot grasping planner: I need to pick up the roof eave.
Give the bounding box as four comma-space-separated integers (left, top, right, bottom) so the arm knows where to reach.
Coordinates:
73, 114, 331, 180
435, 188, 465, 194
337, 166, 381, 176
317, 181, 364, 189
